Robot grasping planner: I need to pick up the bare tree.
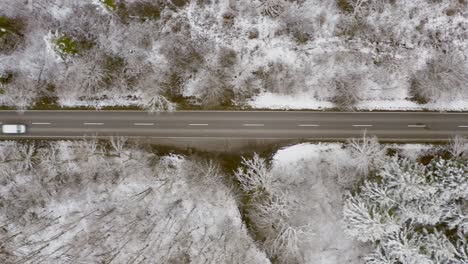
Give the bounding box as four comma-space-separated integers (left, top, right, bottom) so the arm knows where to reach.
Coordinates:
449, 135, 468, 158
410, 51, 468, 103
347, 130, 386, 177
266, 223, 311, 264
17, 142, 37, 171
64, 55, 109, 99
331, 71, 362, 110
1, 76, 39, 111
141, 94, 176, 114
349, 0, 369, 17
235, 153, 273, 198
249, 192, 292, 229
260, 0, 286, 18
110, 136, 127, 157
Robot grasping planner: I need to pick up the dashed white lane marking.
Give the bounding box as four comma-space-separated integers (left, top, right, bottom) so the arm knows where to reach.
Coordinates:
83, 123, 104, 125
408, 125, 426, 128
243, 124, 265, 127
189, 124, 209, 126
32, 122, 51, 125
134, 123, 154, 126
352, 125, 373, 127
458, 125, 468, 128
298, 124, 320, 127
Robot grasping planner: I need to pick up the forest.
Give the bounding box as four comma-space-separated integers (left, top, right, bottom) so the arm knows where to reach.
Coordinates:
1, 0, 467, 111
0, 135, 466, 263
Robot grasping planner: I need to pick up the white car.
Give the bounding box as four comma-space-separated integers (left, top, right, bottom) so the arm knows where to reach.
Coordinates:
1, 124, 27, 134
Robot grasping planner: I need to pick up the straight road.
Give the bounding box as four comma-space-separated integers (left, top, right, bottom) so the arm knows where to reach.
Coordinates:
0, 110, 467, 142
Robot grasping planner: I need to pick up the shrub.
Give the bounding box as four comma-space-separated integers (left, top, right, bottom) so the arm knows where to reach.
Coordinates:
331, 72, 362, 109
99, 0, 117, 11
0, 16, 25, 53
336, 0, 353, 13
410, 52, 468, 103
54, 36, 79, 58
127, 1, 162, 21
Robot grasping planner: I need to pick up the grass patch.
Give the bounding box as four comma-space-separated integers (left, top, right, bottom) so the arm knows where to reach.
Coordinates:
0, 16, 25, 53
54, 36, 79, 58
128, 1, 162, 21
0, 16, 24, 37
336, 0, 353, 13
0, 71, 14, 84
100, 0, 117, 11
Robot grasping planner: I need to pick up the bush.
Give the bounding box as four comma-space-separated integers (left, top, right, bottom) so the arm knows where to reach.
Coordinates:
410, 52, 468, 103
408, 77, 429, 104
0, 16, 25, 53
0, 71, 14, 84
99, 0, 117, 11
126, 1, 163, 21
217, 47, 237, 68
336, 0, 353, 13
331, 72, 362, 109
54, 36, 79, 58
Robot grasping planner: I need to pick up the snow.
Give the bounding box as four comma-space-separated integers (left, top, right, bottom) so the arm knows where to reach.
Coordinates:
249, 92, 334, 110
249, 94, 468, 111
270, 142, 370, 263
273, 142, 342, 165
267, 141, 441, 263
0, 140, 270, 263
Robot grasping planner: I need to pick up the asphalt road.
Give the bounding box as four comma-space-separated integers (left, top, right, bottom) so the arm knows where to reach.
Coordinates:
0, 110, 467, 142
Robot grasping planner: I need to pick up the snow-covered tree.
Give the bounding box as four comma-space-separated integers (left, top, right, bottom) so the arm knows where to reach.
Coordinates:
347, 131, 386, 177
235, 153, 273, 198
410, 51, 468, 103
0, 140, 270, 264
450, 135, 468, 158
343, 155, 468, 263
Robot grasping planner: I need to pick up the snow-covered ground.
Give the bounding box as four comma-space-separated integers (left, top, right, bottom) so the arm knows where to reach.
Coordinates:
250, 94, 468, 111
261, 141, 444, 263
0, 140, 269, 263
269, 143, 371, 263
1, 0, 467, 111
0, 137, 461, 263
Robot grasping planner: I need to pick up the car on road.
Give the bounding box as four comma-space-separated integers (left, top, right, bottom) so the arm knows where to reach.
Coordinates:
1, 124, 27, 134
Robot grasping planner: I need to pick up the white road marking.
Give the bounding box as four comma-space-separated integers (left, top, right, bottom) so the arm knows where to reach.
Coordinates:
408, 125, 426, 128
83, 123, 104, 125
32, 122, 51, 125
189, 124, 209, 126
298, 124, 320, 127
134, 123, 155, 126
243, 124, 265, 127
458, 125, 468, 128
352, 125, 373, 127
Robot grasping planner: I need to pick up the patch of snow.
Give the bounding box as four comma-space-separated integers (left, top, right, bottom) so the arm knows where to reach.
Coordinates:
248, 92, 334, 109
269, 142, 371, 263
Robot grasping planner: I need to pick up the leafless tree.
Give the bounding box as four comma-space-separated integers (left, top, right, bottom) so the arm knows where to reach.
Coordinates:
141, 94, 177, 113
266, 223, 310, 264
449, 135, 468, 158
235, 153, 273, 198
260, 0, 286, 18
249, 192, 292, 229
410, 51, 468, 103
17, 142, 37, 171
110, 136, 128, 157
349, 0, 369, 16
331, 71, 362, 110
64, 55, 109, 99
347, 130, 386, 177
1, 76, 39, 111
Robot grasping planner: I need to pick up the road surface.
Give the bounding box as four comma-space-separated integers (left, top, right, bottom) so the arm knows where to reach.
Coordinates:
0, 110, 467, 142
